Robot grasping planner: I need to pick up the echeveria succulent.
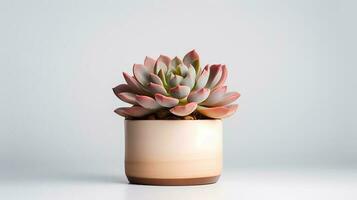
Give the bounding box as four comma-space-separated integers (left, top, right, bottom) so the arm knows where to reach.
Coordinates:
113, 50, 240, 119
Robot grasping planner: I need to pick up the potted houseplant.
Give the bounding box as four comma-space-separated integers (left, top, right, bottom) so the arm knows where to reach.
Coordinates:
113, 50, 240, 185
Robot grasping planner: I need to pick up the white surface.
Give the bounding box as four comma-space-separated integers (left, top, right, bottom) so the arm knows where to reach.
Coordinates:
1, 169, 356, 200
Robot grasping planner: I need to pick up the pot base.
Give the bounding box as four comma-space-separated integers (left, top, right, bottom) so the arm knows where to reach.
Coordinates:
127, 175, 220, 186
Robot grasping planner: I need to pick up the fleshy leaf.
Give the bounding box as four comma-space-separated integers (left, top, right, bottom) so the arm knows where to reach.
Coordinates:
158, 69, 168, 87
168, 57, 182, 74
170, 102, 197, 116
117, 92, 137, 105
144, 56, 156, 70
195, 65, 209, 89
169, 85, 190, 99
197, 104, 238, 119
180, 65, 196, 89
135, 95, 161, 109
168, 75, 183, 87
147, 82, 168, 95
170, 56, 182, 68
113, 84, 132, 98
187, 88, 210, 103
154, 93, 179, 107
133, 64, 150, 86
183, 49, 200, 72
177, 64, 188, 76
149, 73, 163, 85
157, 55, 171, 66
206, 64, 223, 88
214, 65, 227, 88
155, 61, 167, 74
122, 72, 147, 95
154, 55, 170, 74
209, 92, 240, 107
114, 106, 153, 117
201, 85, 227, 106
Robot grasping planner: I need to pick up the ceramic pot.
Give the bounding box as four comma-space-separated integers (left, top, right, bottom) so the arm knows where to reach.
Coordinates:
124, 120, 222, 186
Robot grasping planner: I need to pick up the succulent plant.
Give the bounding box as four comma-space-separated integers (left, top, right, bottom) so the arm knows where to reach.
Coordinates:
113, 50, 240, 119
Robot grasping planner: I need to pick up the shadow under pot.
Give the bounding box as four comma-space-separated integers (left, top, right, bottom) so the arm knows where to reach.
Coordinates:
124, 119, 222, 186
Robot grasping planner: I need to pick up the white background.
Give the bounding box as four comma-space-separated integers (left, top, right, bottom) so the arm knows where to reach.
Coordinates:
1, 0, 356, 199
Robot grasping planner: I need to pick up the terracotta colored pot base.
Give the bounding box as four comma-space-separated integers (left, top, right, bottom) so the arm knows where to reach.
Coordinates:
127, 175, 220, 186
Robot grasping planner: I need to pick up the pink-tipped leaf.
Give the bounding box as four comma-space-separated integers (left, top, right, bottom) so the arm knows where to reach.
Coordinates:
113, 84, 132, 98
206, 64, 223, 88
135, 95, 161, 109
169, 85, 190, 99
122, 72, 147, 95
147, 82, 168, 95
209, 92, 240, 107
170, 102, 197, 116
183, 49, 200, 72
154, 93, 179, 107
194, 65, 209, 90
156, 55, 171, 66
133, 64, 151, 86
149, 73, 163, 85
201, 85, 227, 106
117, 92, 137, 105
197, 104, 238, 119
187, 88, 210, 103
214, 65, 227, 88
144, 56, 156, 69
114, 106, 153, 117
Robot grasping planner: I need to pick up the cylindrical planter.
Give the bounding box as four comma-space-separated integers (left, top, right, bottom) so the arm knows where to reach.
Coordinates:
124, 120, 222, 186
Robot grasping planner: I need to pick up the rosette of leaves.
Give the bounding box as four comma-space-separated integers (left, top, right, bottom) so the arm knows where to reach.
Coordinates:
113, 50, 240, 119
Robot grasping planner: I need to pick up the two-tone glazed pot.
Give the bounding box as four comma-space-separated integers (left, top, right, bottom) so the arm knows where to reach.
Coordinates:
124, 120, 222, 186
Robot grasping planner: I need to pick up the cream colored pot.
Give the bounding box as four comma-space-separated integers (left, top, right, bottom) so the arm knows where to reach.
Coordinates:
124, 120, 222, 186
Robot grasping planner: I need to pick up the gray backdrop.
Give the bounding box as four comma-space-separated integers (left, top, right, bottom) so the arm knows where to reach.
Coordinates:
1, 0, 356, 177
